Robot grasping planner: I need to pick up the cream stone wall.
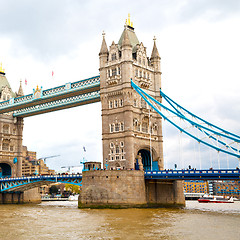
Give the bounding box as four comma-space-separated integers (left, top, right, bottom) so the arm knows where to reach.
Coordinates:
99, 23, 164, 171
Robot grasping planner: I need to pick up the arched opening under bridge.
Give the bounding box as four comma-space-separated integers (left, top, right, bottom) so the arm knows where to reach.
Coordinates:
137, 149, 152, 171
0, 163, 12, 178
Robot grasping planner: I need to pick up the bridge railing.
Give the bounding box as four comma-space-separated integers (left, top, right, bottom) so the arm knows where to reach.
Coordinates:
0, 76, 100, 111
145, 169, 240, 174
145, 169, 240, 180
0, 174, 82, 182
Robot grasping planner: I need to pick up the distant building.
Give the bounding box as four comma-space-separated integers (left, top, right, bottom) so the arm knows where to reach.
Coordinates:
211, 180, 240, 198
184, 180, 208, 194
84, 161, 101, 171
22, 146, 55, 176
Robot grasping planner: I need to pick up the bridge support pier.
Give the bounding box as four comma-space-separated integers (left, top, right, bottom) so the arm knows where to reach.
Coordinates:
0, 188, 41, 204
78, 170, 185, 208
145, 179, 185, 207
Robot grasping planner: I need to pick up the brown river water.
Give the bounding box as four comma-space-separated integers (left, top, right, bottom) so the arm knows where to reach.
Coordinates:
0, 201, 239, 240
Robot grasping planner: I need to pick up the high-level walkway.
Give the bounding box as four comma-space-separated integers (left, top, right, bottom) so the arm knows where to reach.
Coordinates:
0, 76, 100, 117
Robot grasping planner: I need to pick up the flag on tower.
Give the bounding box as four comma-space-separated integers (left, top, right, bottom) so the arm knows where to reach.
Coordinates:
83, 146, 86, 152
25, 79, 27, 85
52, 71, 54, 77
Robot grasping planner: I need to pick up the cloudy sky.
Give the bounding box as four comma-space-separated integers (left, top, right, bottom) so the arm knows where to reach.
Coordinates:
0, 0, 239, 172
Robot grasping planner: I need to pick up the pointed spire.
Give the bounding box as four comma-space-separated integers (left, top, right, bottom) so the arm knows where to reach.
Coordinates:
122, 27, 132, 48
17, 80, 24, 96
151, 36, 160, 59
0, 62, 5, 75
99, 31, 108, 55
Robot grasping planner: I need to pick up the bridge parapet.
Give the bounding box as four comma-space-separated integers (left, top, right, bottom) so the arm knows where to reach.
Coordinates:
0, 76, 100, 117
145, 169, 240, 180
0, 174, 82, 192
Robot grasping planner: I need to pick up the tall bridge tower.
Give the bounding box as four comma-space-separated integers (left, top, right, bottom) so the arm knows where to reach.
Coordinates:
99, 17, 163, 171
0, 66, 24, 177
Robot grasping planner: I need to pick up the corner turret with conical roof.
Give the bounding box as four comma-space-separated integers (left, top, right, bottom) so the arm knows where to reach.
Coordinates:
99, 16, 163, 171
0, 63, 24, 178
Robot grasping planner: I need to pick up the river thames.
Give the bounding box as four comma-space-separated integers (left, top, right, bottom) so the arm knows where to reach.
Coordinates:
0, 201, 239, 240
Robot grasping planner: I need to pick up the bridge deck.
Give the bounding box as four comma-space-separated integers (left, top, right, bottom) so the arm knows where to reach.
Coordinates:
0, 76, 100, 117
145, 169, 240, 180
0, 169, 239, 192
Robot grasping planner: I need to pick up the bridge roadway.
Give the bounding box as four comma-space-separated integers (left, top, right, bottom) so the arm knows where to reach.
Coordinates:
0, 75, 100, 117
0, 169, 239, 192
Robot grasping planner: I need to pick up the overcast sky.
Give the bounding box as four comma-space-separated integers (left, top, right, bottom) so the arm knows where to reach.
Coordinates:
0, 0, 240, 172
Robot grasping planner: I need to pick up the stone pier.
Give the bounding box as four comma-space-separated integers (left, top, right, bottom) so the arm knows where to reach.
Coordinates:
78, 170, 185, 208
0, 188, 41, 204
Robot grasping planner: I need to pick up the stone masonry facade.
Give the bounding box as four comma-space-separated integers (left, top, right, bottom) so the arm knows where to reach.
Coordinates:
99, 19, 164, 171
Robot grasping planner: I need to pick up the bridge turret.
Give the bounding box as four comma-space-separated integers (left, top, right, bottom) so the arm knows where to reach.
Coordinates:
17, 80, 24, 97
100, 17, 164, 171
150, 37, 162, 97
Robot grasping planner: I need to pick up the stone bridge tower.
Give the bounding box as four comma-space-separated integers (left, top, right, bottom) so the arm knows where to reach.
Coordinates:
0, 65, 24, 177
99, 17, 164, 171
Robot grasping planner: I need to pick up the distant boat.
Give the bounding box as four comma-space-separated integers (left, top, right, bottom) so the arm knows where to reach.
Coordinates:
198, 194, 234, 203
68, 195, 79, 201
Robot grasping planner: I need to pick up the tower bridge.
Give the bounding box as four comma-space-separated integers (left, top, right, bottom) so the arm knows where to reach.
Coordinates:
0, 16, 239, 207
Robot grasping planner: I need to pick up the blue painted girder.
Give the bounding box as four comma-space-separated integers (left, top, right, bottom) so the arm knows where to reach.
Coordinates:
0, 174, 82, 192
145, 169, 240, 180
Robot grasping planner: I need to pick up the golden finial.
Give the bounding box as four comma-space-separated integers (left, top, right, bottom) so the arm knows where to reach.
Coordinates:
126, 13, 133, 27
0, 62, 5, 73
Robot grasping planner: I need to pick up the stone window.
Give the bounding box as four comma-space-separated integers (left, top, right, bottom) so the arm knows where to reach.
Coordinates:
135, 69, 138, 77
121, 148, 124, 153
116, 146, 120, 154
111, 156, 114, 160
142, 122, 148, 133
2, 143, 9, 151
3, 125, 9, 134
115, 123, 120, 132
139, 71, 142, 78
114, 100, 118, 108
7, 95, 10, 100
110, 142, 114, 148
116, 156, 120, 160
137, 124, 141, 132
110, 124, 114, 133
118, 67, 121, 75
121, 155, 124, 160
111, 53, 116, 61
119, 99, 123, 107
141, 99, 147, 108
112, 68, 117, 76
13, 128, 16, 135
143, 59, 145, 65
10, 146, 14, 152
3, 95, 6, 101
109, 101, 113, 109
143, 72, 146, 78
133, 99, 137, 107
120, 141, 124, 147
120, 123, 124, 131
108, 69, 111, 77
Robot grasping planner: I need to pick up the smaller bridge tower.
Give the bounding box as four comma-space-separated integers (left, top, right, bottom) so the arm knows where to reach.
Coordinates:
99, 17, 164, 171
0, 65, 24, 177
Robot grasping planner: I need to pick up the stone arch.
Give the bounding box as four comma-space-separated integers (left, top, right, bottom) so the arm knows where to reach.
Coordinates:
136, 146, 158, 171
0, 162, 12, 177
